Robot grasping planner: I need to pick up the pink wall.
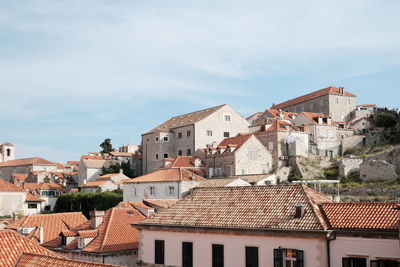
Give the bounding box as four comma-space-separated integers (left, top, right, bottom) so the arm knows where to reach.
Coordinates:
330, 237, 400, 267
139, 230, 327, 266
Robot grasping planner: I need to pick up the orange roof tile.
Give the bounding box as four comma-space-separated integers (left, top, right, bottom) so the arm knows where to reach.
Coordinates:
164, 156, 205, 168
110, 151, 133, 157
26, 192, 45, 202
23, 183, 66, 191
99, 173, 120, 178
266, 109, 299, 120
125, 168, 206, 183
272, 86, 356, 110
78, 229, 98, 238
83, 207, 145, 253
67, 161, 80, 165
0, 157, 55, 167
5, 212, 88, 247
143, 199, 180, 209
16, 253, 121, 267
0, 230, 62, 267
321, 202, 399, 230
80, 180, 108, 187
0, 178, 24, 191
12, 173, 29, 182
139, 185, 333, 231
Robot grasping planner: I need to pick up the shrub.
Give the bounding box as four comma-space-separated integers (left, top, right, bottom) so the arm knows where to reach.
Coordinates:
342, 171, 362, 184
375, 113, 397, 128
323, 168, 339, 179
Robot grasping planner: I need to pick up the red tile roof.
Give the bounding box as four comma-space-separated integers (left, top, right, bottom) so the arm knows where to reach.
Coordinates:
12, 173, 29, 182
78, 229, 98, 238
266, 109, 299, 120
0, 230, 62, 267
0, 178, 24, 191
321, 202, 400, 230
26, 192, 45, 202
139, 185, 333, 231
67, 161, 80, 165
83, 207, 145, 253
272, 86, 356, 110
164, 156, 205, 168
125, 168, 206, 183
23, 183, 67, 192
246, 112, 263, 121
143, 199, 180, 210
110, 151, 133, 157
301, 112, 331, 125
80, 180, 108, 187
0, 158, 55, 167
209, 133, 253, 157
5, 212, 88, 247
15, 253, 121, 267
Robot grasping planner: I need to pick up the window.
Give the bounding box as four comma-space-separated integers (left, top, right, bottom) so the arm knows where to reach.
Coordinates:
178, 132, 182, 139
6, 149, 10, 157
131, 187, 137, 197
168, 186, 175, 195
268, 141, 274, 151
155, 240, 165, 264
182, 242, 193, 267
163, 136, 169, 142
246, 246, 259, 267
207, 130, 213, 136
48, 190, 56, 197
224, 115, 231, 121
187, 131, 191, 137
348, 99, 351, 105
155, 153, 159, 160
150, 186, 156, 196
178, 150, 183, 156
212, 244, 224, 267
44, 205, 51, 211
155, 137, 159, 142
223, 132, 229, 138
248, 150, 259, 160
274, 248, 303, 267
335, 98, 339, 104
164, 153, 169, 158
28, 203, 37, 209
342, 257, 366, 267
187, 149, 192, 156
301, 105, 304, 112
370, 260, 399, 267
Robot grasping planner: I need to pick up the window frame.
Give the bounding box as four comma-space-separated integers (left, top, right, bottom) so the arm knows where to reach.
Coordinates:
223, 132, 230, 138
212, 244, 224, 267
178, 132, 182, 139
224, 115, 231, 122
245, 246, 259, 267
155, 240, 165, 264
182, 242, 193, 267
187, 149, 192, 156
155, 153, 159, 160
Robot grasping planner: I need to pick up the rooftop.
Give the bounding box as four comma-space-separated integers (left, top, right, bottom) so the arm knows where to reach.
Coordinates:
272, 86, 356, 110
321, 202, 400, 230
138, 185, 332, 231
0, 178, 24, 191
125, 168, 206, 183
0, 157, 55, 167
144, 104, 226, 134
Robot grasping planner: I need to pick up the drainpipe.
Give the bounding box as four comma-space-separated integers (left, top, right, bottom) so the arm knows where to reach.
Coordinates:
327, 230, 336, 267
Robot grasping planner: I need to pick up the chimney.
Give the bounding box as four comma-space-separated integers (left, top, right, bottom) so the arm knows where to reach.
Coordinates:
339, 87, 344, 94
327, 117, 332, 125
90, 210, 105, 229
318, 117, 323, 125
39, 224, 44, 244
294, 204, 305, 219
119, 168, 123, 174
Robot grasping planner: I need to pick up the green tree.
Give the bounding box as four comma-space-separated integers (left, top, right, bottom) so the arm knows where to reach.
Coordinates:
101, 161, 135, 178
100, 138, 113, 154
375, 113, 397, 128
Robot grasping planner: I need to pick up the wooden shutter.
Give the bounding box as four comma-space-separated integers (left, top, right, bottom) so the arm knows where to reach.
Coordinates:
273, 249, 283, 267
245, 246, 259, 267
155, 240, 164, 264
212, 244, 224, 267
342, 258, 350, 267
296, 250, 304, 267
182, 242, 193, 267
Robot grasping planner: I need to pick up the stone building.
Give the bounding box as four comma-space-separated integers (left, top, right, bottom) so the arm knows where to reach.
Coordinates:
141, 104, 250, 174
205, 133, 273, 177
0, 142, 14, 163
0, 157, 57, 181
255, 120, 309, 168
271, 86, 357, 122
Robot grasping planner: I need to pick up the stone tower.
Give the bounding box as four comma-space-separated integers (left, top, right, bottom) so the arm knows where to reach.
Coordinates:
0, 142, 15, 163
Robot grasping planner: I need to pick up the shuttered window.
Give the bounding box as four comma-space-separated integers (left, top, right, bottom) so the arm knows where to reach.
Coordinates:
155, 240, 164, 264
182, 242, 193, 267
245, 246, 259, 267
342, 257, 366, 267
274, 248, 304, 267
212, 244, 224, 267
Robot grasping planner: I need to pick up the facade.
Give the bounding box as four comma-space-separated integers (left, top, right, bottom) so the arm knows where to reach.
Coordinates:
78, 157, 108, 185
271, 86, 357, 122
22, 183, 67, 211
142, 104, 250, 174
0, 157, 57, 181
0, 179, 43, 216
135, 185, 333, 267
123, 168, 206, 202
246, 112, 263, 125
0, 142, 14, 163
255, 120, 309, 168
205, 133, 273, 177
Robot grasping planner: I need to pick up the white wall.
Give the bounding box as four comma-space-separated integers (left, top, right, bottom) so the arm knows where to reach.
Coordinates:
139, 230, 327, 267
330, 236, 400, 267
0, 191, 26, 216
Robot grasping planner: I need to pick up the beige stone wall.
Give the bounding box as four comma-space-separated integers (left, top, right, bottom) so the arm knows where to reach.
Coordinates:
327, 94, 356, 121
360, 160, 397, 181
339, 158, 363, 177
281, 94, 330, 115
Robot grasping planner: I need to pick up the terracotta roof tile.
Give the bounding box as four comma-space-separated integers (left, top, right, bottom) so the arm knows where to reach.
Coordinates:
16, 253, 121, 267
139, 185, 333, 231
272, 86, 356, 110
78, 229, 98, 238
165, 156, 205, 168
321, 202, 399, 230
0, 230, 62, 267
80, 180, 108, 187
23, 183, 66, 192
5, 212, 88, 247
83, 207, 145, 253
143, 199, 180, 210
266, 109, 299, 120
26, 192, 45, 202
0, 157, 55, 167
12, 174, 29, 182
144, 104, 226, 134
110, 151, 133, 157
125, 168, 206, 183
0, 178, 24, 191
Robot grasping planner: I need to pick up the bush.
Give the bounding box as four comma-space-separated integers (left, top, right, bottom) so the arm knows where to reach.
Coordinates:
342, 171, 362, 184
54, 191, 123, 218
323, 168, 339, 179
375, 113, 397, 128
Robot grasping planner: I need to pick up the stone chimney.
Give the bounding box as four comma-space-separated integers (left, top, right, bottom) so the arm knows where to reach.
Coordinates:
338, 87, 344, 94
318, 117, 323, 125
90, 210, 105, 229
294, 204, 305, 219
39, 224, 44, 244
327, 117, 332, 125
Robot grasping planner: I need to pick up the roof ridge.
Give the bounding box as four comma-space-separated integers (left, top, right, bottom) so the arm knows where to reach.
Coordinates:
99, 208, 114, 252
301, 185, 330, 230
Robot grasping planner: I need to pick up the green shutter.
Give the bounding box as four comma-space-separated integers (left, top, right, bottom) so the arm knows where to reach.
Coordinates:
296, 250, 304, 267
342, 258, 350, 267
273, 249, 283, 267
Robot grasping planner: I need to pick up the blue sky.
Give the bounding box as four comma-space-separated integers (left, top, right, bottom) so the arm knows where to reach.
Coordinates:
1, 0, 399, 162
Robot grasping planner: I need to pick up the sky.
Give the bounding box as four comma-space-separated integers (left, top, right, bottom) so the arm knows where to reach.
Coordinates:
1, 0, 400, 163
